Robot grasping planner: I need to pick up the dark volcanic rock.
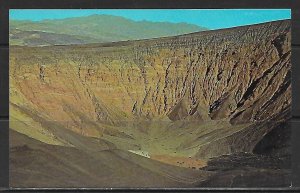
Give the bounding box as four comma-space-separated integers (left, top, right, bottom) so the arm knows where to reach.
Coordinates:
203, 152, 290, 171
199, 152, 291, 187
199, 167, 290, 187
253, 120, 291, 156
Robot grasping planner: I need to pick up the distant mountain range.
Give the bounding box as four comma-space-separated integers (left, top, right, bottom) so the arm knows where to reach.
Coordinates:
9, 14, 208, 46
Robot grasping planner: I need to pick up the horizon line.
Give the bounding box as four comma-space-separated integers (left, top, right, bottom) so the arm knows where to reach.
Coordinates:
9, 9, 291, 30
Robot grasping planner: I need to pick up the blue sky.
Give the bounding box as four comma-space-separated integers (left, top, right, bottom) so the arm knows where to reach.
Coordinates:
10, 9, 291, 30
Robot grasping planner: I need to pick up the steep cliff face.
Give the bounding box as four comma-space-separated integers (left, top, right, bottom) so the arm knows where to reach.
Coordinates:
10, 20, 291, 160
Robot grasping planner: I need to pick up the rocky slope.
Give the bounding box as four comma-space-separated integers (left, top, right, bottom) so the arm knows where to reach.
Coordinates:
9, 20, 291, 187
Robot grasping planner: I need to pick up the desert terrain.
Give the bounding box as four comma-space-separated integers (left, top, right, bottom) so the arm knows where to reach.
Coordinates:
9, 19, 291, 187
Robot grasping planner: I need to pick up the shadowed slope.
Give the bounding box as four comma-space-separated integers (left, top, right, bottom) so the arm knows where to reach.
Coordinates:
10, 130, 212, 188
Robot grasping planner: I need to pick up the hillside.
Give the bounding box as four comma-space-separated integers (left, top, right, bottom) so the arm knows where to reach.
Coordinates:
9, 14, 207, 46
10, 20, 291, 187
